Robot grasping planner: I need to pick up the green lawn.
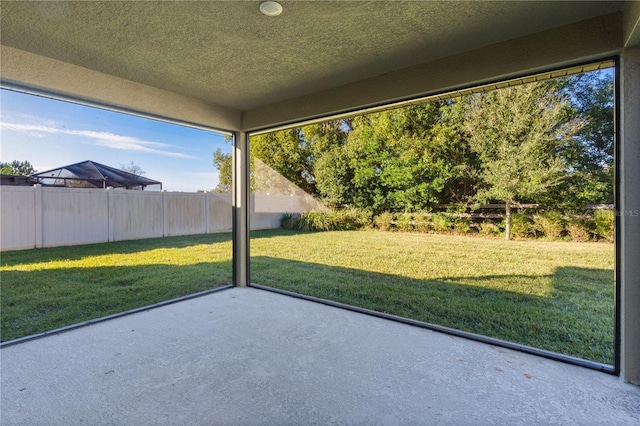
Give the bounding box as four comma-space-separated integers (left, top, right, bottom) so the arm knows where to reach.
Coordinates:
250, 229, 615, 364
1, 229, 614, 364
0, 233, 233, 341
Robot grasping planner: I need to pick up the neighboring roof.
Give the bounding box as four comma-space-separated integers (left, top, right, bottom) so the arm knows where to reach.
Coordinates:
0, 174, 36, 186
31, 160, 162, 190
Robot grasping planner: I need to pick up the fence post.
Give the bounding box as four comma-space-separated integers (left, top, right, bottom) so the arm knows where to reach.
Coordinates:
33, 184, 43, 248
204, 191, 210, 234
107, 187, 114, 242
162, 190, 168, 237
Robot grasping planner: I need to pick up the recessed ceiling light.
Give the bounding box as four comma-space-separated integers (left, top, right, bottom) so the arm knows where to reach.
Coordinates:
260, 1, 283, 17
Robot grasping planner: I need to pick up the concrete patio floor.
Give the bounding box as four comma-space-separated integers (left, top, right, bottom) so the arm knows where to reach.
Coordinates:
1, 287, 639, 425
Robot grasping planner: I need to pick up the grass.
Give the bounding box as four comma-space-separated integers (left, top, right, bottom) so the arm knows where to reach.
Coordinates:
250, 229, 614, 364
1, 233, 233, 341
1, 229, 614, 364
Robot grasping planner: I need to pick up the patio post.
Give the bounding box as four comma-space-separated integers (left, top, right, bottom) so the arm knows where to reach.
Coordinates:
233, 130, 250, 287
619, 47, 640, 385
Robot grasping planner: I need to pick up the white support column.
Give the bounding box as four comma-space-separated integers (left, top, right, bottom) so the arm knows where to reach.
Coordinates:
233, 131, 250, 287
619, 47, 640, 385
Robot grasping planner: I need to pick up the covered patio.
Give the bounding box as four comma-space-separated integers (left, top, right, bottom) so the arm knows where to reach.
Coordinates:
2, 287, 639, 425
1, 1, 640, 423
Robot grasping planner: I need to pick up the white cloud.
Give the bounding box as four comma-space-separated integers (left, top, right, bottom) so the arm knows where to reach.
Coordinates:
0, 122, 196, 159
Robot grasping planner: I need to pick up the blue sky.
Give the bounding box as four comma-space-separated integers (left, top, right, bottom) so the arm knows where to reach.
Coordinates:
0, 89, 230, 192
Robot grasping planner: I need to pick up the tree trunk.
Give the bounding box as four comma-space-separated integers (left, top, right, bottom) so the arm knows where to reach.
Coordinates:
505, 200, 511, 241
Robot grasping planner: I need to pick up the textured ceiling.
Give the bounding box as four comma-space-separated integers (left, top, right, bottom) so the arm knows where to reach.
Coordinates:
0, 1, 625, 112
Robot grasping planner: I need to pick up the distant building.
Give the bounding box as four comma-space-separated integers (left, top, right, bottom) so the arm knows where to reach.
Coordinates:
0, 174, 36, 186
28, 160, 162, 190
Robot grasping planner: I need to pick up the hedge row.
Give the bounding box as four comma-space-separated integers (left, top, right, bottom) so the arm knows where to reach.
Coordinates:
280, 209, 614, 242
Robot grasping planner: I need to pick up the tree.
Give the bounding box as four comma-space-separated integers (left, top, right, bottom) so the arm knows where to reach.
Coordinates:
0, 160, 36, 175
212, 149, 232, 192
210, 121, 350, 196
209, 72, 608, 219
315, 103, 479, 214
250, 129, 314, 194
542, 71, 614, 210
464, 82, 584, 240
212, 130, 316, 195
314, 144, 355, 208
119, 161, 145, 176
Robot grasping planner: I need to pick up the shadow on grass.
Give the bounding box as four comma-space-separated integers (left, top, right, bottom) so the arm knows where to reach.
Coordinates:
250, 256, 614, 364
0, 229, 293, 341
1, 239, 614, 364
0, 233, 232, 266
1, 229, 298, 267
0, 261, 232, 342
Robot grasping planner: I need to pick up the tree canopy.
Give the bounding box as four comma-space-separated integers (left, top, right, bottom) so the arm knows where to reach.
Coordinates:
463, 82, 584, 239
212, 149, 232, 192
0, 160, 36, 175
212, 70, 613, 220
118, 161, 146, 176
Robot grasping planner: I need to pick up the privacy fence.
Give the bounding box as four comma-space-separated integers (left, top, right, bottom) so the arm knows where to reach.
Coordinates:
0, 185, 316, 251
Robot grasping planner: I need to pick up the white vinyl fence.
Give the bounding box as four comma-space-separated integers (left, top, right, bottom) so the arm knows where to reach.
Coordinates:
0, 185, 317, 251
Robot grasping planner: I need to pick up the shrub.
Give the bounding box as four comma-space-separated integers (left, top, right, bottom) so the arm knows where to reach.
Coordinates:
336, 208, 372, 230
566, 218, 591, 242
431, 213, 453, 233
509, 213, 534, 239
413, 214, 431, 233
374, 212, 394, 231
533, 212, 565, 240
478, 221, 501, 236
280, 213, 300, 230
593, 209, 614, 242
395, 214, 414, 232
453, 216, 472, 235
296, 209, 371, 232
297, 211, 325, 231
